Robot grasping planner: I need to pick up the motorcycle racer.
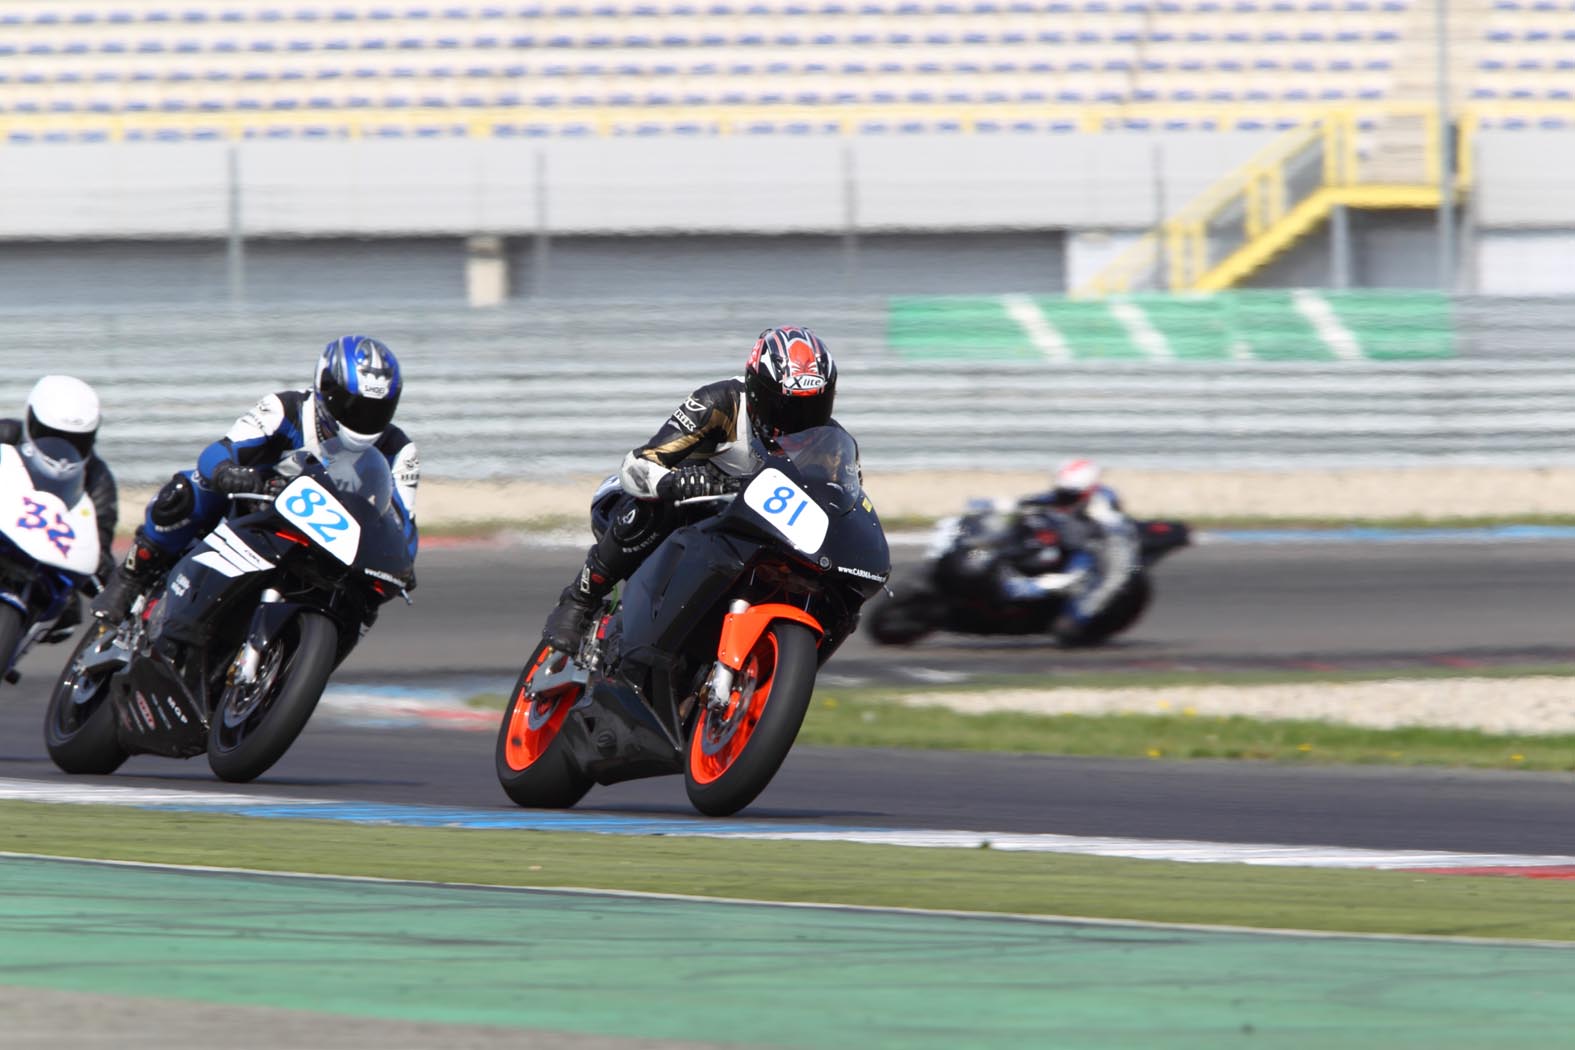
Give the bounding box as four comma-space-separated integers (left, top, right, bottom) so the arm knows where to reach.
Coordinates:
0, 376, 118, 640
93, 336, 420, 624
985, 459, 1141, 644
541, 325, 839, 654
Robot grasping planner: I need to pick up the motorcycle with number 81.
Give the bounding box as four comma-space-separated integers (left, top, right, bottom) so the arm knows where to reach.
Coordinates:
496, 425, 890, 817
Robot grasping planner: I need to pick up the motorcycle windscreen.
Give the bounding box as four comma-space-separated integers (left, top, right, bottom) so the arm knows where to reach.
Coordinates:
273, 443, 398, 569
771, 425, 864, 514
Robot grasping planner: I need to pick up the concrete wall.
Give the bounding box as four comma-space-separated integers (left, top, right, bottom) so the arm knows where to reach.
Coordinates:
0, 130, 1569, 300
0, 132, 1275, 240
1473, 130, 1575, 229
1474, 231, 1575, 294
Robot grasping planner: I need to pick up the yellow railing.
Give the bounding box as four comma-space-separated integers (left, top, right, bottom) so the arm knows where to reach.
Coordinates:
1073, 101, 1572, 297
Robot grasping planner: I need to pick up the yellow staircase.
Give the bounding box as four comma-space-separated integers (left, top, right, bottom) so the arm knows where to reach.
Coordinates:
1077, 106, 1472, 296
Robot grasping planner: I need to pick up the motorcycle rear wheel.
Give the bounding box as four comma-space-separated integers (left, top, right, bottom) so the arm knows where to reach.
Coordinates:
44, 621, 129, 775
496, 642, 593, 809
207, 612, 337, 783
684, 621, 817, 817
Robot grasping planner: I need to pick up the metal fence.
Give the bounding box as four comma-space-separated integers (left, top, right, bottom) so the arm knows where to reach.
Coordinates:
3, 298, 1573, 483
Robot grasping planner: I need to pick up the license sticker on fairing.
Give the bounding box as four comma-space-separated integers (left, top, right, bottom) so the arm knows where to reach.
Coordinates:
743, 469, 830, 554
276, 477, 361, 565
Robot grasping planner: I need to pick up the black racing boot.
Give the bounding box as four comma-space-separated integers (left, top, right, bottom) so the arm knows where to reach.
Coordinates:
541, 550, 615, 654
93, 531, 169, 624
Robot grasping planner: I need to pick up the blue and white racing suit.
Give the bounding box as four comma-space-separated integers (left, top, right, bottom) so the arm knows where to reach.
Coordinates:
143, 389, 420, 562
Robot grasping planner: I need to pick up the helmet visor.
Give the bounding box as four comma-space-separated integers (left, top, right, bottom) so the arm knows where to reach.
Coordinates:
27, 408, 94, 458
1048, 487, 1086, 508
765, 391, 834, 437
321, 385, 400, 438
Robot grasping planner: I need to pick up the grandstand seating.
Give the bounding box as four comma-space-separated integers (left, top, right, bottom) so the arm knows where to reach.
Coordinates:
0, 0, 1417, 137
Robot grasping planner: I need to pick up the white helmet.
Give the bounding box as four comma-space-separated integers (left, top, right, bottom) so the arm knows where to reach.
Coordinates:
1049, 458, 1102, 508
25, 375, 100, 457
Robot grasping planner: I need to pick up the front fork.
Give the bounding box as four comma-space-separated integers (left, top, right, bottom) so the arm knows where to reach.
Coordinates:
229, 588, 282, 687
704, 600, 824, 711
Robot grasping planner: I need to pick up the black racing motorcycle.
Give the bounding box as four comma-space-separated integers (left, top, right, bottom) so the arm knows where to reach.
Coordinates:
44, 441, 415, 782
496, 425, 890, 817
867, 508, 1189, 647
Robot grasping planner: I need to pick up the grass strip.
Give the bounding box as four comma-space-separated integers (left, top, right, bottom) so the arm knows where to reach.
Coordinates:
465, 666, 1575, 771
3, 801, 1573, 940
796, 700, 1575, 771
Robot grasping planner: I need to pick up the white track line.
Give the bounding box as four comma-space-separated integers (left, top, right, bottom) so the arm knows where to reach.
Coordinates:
8, 852, 1574, 949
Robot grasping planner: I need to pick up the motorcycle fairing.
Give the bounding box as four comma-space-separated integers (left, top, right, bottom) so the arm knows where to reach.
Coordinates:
153, 518, 287, 648
116, 653, 209, 758
613, 523, 757, 674
0, 445, 99, 577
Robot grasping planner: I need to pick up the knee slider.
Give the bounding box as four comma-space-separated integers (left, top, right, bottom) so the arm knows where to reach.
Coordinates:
150, 473, 196, 529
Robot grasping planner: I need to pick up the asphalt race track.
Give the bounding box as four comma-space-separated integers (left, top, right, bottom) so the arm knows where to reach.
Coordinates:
3, 539, 1574, 857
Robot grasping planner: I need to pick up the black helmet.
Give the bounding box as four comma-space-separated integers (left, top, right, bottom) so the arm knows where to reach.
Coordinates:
744, 326, 837, 440
315, 335, 402, 451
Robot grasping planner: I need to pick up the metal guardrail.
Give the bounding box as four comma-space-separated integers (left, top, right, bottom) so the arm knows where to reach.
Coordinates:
3, 301, 1574, 483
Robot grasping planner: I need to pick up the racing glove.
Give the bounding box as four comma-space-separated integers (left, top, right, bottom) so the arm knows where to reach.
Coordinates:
659, 463, 737, 502
210, 462, 263, 494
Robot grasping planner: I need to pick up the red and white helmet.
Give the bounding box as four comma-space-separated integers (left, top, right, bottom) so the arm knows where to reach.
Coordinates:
1049, 458, 1102, 509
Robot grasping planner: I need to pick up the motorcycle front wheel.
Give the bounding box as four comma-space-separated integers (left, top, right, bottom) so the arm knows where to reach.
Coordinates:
207, 612, 337, 783
0, 604, 22, 683
44, 621, 129, 775
866, 588, 940, 646
685, 621, 817, 817
495, 642, 593, 809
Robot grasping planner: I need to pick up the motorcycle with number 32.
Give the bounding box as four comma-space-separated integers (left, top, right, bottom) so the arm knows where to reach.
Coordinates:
44, 441, 415, 782
0, 438, 100, 684
497, 425, 890, 817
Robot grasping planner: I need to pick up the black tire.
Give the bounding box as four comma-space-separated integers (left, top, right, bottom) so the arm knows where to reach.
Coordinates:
866, 589, 940, 646
1061, 574, 1154, 647
496, 642, 593, 809
684, 621, 817, 817
207, 612, 337, 783
0, 604, 23, 682
44, 621, 129, 775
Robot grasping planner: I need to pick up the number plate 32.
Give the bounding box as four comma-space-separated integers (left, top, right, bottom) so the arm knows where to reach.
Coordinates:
743, 468, 829, 554
277, 477, 361, 565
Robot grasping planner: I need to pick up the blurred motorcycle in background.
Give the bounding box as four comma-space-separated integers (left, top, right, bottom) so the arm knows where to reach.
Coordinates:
867, 496, 1189, 648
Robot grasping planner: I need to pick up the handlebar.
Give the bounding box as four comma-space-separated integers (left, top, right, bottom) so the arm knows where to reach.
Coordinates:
674, 493, 738, 508
227, 493, 276, 504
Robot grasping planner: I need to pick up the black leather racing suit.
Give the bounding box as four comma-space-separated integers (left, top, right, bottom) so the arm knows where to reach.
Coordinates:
593, 376, 764, 575
0, 418, 118, 584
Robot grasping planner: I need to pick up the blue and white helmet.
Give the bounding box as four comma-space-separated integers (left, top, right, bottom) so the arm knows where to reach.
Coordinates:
315, 336, 402, 451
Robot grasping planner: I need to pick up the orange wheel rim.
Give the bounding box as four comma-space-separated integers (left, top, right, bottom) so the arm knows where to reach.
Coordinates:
688, 632, 778, 785
504, 648, 579, 772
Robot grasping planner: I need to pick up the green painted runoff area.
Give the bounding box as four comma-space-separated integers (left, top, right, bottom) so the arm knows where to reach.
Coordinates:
5, 855, 1575, 1049
886, 291, 1455, 362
